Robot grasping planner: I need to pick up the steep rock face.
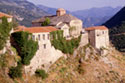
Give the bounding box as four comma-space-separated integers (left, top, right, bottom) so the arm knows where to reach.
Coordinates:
40, 45, 125, 83
104, 7, 125, 28
24, 46, 64, 75
0, 0, 49, 26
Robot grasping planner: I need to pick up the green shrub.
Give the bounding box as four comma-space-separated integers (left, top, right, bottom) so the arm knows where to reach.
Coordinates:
0, 54, 7, 68
60, 67, 67, 73
9, 62, 22, 79
0, 17, 12, 50
41, 18, 50, 26
110, 22, 125, 52
50, 30, 81, 54
35, 69, 48, 79
11, 31, 38, 65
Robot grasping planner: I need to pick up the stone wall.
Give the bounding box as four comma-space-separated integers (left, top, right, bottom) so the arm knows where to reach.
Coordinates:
95, 29, 109, 49
60, 24, 70, 38
87, 29, 109, 49
24, 32, 63, 75
80, 32, 89, 47
69, 20, 82, 37
87, 30, 96, 47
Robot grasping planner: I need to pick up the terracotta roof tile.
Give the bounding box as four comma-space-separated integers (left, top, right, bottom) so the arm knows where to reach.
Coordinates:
15, 26, 58, 33
85, 26, 108, 31
0, 12, 13, 18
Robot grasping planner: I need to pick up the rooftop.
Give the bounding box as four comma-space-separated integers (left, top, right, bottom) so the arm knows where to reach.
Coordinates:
0, 12, 13, 18
85, 26, 108, 31
57, 8, 66, 12
32, 14, 80, 25
15, 26, 58, 33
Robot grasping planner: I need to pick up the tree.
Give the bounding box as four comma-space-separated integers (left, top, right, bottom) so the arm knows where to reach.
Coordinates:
41, 18, 50, 26
11, 31, 38, 65
0, 17, 12, 50
35, 69, 48, 79
9, 62, 22, 78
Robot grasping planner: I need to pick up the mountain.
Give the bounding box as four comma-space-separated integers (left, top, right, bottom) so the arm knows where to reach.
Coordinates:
104, 7, 125, 28
72, 7, 122, 27
104, 7, 125, 52
37, 5, 57, 15
0, 0, 49, 26
37, 5, 71, 15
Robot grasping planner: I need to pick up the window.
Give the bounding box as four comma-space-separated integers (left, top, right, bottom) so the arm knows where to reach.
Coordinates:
43, 34, 45, 40
43, 44, 46, 49
48, 34, 50, 39
102, 31, 104, 34
38, 45, 39, 50
32, 35, 35, 40
97, 34, 99, 36
38, 34, 40, 40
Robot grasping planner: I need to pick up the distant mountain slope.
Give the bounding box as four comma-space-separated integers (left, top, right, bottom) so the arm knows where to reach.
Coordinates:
37, 5, 71, 15
37, 5, 57, 15
104, 7, 125, 52
104, 7, 125, 28
72, 7, 122, 27
0, 0, 49, 26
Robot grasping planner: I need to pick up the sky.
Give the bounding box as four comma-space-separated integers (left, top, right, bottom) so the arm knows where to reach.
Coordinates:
28, 0, 125, 11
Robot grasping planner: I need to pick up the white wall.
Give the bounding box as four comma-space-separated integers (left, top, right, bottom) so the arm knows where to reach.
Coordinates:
69, 20, 82, 36
24, 32, 63, 75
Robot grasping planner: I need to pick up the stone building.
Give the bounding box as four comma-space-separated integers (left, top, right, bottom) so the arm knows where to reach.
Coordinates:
15, 26, 63, 74
85, 26, 109, 49
0, 12, 13, 23
32, 8, 83, 38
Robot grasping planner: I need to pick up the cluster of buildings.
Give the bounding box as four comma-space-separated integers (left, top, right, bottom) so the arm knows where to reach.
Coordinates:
0, 8, 109, 74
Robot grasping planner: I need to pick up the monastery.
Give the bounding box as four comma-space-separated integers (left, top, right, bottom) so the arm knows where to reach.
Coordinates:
0, 9, 109, 74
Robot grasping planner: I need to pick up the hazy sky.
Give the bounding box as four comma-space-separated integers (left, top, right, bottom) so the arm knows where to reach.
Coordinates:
28, 0, 125, 11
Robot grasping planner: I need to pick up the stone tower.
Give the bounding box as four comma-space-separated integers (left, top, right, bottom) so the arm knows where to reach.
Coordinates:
56, 8, 66, 16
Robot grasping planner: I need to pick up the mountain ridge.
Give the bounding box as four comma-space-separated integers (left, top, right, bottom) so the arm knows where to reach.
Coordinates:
104, 6, 125, 28
0, 0, 49, 26
71, 6, 122, 27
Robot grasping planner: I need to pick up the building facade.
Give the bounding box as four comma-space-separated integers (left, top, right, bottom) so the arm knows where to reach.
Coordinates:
32, 8, 83, 38
15, 26, 64, 74
0, 12, 13, 23
85, 26, 109, 49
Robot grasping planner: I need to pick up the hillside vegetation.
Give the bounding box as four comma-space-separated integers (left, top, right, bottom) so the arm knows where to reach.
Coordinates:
13, 45, 125, 83
0, 0, 49, 27
0, 44, 125, 83
110, 22, 125, 52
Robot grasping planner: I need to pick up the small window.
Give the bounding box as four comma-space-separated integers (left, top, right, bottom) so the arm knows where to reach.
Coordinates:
48, 34, 50, 39
97, 34, 99, 36
43, 34, 45, 40
32, 35, 35, 40
38, 34, 40, 40
38, 45, 39, 50
102, 31, 104, 34
43, 44, 46, 49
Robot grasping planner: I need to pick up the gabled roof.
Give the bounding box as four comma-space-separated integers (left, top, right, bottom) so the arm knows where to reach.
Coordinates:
85, 26, 108, 31
15, 26, 58, 33
32, 14, 80, 25
0, 12, 13, 18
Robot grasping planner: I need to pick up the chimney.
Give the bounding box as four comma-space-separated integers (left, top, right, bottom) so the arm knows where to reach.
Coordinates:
56, 8, 66, 16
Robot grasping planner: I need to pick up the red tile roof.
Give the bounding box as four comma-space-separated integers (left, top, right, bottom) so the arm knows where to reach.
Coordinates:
85, 26, 108, 31
15, 26, 58, 33
0, 12, 13, 18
